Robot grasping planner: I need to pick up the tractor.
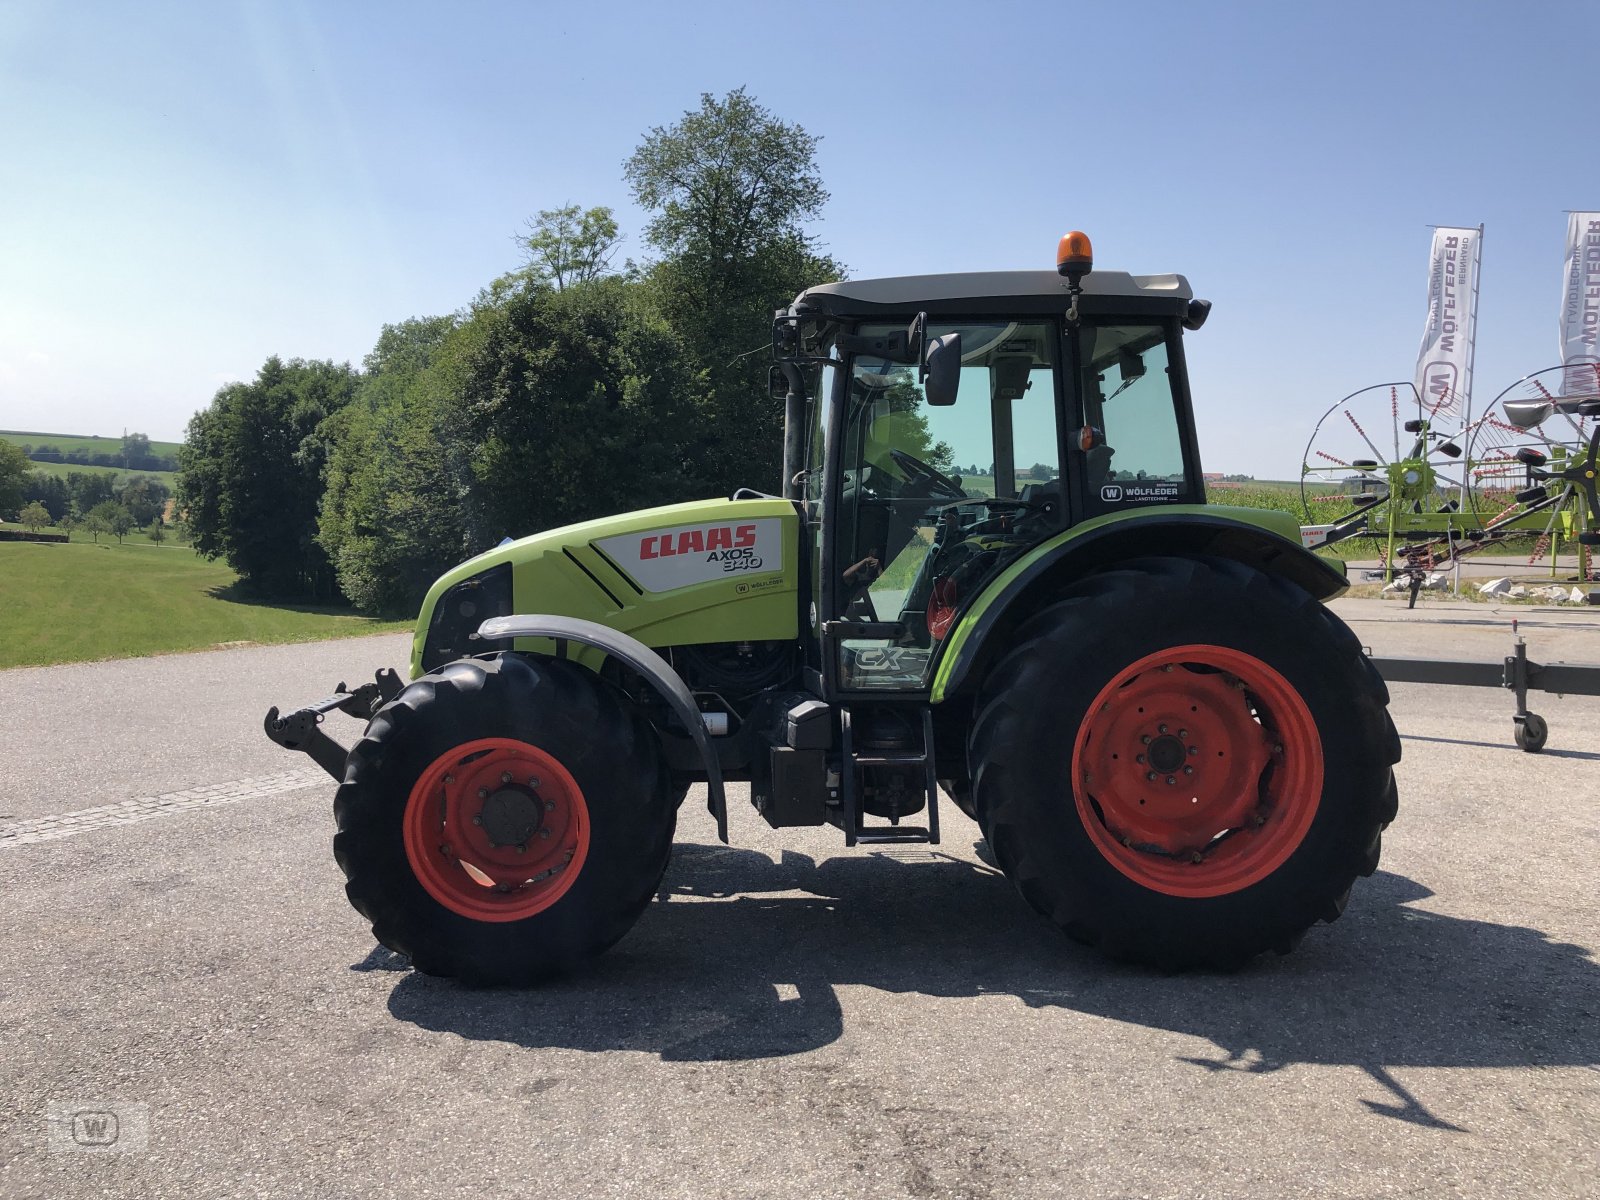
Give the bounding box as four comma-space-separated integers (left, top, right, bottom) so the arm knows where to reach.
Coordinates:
266, 233, 1400, 985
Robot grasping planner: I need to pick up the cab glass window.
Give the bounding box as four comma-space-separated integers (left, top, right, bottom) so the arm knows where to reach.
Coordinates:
1078, 323, 1191, 506
834, 321, 1062, 690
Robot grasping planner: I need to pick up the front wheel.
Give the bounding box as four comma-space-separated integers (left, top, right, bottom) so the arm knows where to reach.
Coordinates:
333, 653, 675, 986
970, 556, 1400, 969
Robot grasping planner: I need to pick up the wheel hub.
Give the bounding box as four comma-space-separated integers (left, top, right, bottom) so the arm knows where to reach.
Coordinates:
1146, 734, 1186, 774
480, 786, 541, 848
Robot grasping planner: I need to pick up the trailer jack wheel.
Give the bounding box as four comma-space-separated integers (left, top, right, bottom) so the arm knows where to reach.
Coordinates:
1514, 712, 1549, 754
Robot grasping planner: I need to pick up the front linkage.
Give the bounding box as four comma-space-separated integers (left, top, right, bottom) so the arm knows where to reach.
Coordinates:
263, 668, 404, 780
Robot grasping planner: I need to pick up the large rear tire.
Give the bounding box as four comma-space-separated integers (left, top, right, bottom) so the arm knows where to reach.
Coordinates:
970, 556, 1399, 969
333, 653, 675, 986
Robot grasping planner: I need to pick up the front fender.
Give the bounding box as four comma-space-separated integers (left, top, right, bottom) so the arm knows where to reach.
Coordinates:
930, 508, 1347, 703
477, 614, 729, 842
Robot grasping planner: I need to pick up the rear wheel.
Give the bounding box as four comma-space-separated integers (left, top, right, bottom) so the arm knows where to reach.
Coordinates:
970, 556, 1399, 969
334, 653, 675, 985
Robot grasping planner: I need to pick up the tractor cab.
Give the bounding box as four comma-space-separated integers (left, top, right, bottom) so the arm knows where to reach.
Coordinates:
773, 235, 1212, 697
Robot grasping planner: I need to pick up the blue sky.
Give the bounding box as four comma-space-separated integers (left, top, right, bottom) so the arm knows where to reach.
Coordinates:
2, 0, 1597, 477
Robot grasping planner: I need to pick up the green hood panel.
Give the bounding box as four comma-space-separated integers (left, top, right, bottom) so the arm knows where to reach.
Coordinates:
411, 497, 800, 678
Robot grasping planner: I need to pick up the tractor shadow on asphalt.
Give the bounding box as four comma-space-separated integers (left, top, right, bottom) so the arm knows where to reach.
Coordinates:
384, 844, 1598, 1129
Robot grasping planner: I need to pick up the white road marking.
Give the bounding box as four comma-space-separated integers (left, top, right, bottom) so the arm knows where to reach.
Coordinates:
0, 769, 330, 847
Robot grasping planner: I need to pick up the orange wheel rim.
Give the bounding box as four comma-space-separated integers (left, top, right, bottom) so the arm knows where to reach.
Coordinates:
402, 737, 590, 922
1070, 644, 1323, 898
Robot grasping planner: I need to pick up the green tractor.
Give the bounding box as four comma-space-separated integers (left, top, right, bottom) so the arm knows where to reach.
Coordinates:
266, 233, 1399, 984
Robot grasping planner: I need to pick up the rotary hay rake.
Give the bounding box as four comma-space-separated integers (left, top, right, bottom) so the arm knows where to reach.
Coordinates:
1300, 370, 1600, 588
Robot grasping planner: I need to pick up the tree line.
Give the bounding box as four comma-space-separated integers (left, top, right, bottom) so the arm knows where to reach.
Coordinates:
176, 89, 842, 615
15, 432, 178, 473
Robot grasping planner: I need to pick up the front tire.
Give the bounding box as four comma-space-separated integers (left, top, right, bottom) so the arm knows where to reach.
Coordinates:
970, 556, 1399, 969
333, 653, 675, 986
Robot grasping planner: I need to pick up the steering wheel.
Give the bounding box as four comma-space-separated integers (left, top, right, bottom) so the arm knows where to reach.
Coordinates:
888, 448, 966, 499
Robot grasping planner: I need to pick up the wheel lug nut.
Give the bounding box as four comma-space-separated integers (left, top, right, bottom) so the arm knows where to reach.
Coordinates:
1183, 766, 1194, 775
477, 788, 489, 799
1178, 729, 1188, 739
501, 771, 513, 784
1158, 724, 1168, 734
1141, 735, 1151, 745
443, 774, 454, 785
544, 799, 556, 811
1146, 771, 1158, 781
539, 828, 552, 839
528, 777, 540, 787
1187, 746, 1198, 756
1166, 776, 1177, 785
471, 814, 483, 826
514, 843, 526, 854
1135, 754, 1145, 764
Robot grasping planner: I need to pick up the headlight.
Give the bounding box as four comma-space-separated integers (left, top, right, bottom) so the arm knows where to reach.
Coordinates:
420, 563, 514, 672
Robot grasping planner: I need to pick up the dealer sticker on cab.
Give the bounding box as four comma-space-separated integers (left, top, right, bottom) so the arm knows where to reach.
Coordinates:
593, 518, 784, 593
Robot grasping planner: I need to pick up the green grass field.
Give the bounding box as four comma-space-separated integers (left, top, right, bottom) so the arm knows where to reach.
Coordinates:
19, 460, 178, 488
0, 541, 407, 669
1, 429, 183, 458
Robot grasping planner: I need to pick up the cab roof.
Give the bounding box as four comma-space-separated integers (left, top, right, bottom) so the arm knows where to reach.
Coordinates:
792, 270, 1194, 321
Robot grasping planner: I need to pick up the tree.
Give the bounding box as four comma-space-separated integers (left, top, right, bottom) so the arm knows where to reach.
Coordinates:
57, 514, 79, 540
624, 88, 827, 266
320, 316, 473, 615
518, 205, 622, 290
121, 432, 151, 465
116, 474, 170, 526
451, 279, 700, 573
21, 472, 69, 521
66, 471, 115, 515
110, 506, 135, 542
0, 439, 30, 517
19, 501, 51, 532
624, 89, 842, 495
178, 356, 359, 599
84, 500, 119, 543
146, 519, 166, 545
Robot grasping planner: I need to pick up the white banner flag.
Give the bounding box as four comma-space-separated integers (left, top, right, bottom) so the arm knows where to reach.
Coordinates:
1413, 226, 1481, 419
1559, 212, 1600, 395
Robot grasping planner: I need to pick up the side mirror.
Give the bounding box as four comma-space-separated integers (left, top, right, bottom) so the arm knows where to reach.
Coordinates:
924, 333, 962, 406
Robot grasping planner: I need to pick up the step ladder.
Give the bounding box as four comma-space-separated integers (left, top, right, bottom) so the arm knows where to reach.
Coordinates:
838, 707, 941, 847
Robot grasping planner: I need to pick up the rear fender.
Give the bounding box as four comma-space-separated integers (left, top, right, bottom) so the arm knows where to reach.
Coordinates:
477, 614, 728, 842
930, 511, 1348, 703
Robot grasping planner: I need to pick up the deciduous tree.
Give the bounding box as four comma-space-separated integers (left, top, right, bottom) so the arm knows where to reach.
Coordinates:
178, 356, 359, 599
518, 205, 622, 290
0, 440, 30, 517
19, 501, 50, 532
84, 500, 119, 543
624, 88, 842, 494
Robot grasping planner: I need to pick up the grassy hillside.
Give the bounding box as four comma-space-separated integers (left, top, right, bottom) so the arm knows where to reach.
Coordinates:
0, 541, 406, 669
1, 429, 183, 458
20, 460, 178, 488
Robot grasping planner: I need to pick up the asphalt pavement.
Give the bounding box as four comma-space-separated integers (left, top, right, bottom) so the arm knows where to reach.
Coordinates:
1, 601, 1597, 1199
